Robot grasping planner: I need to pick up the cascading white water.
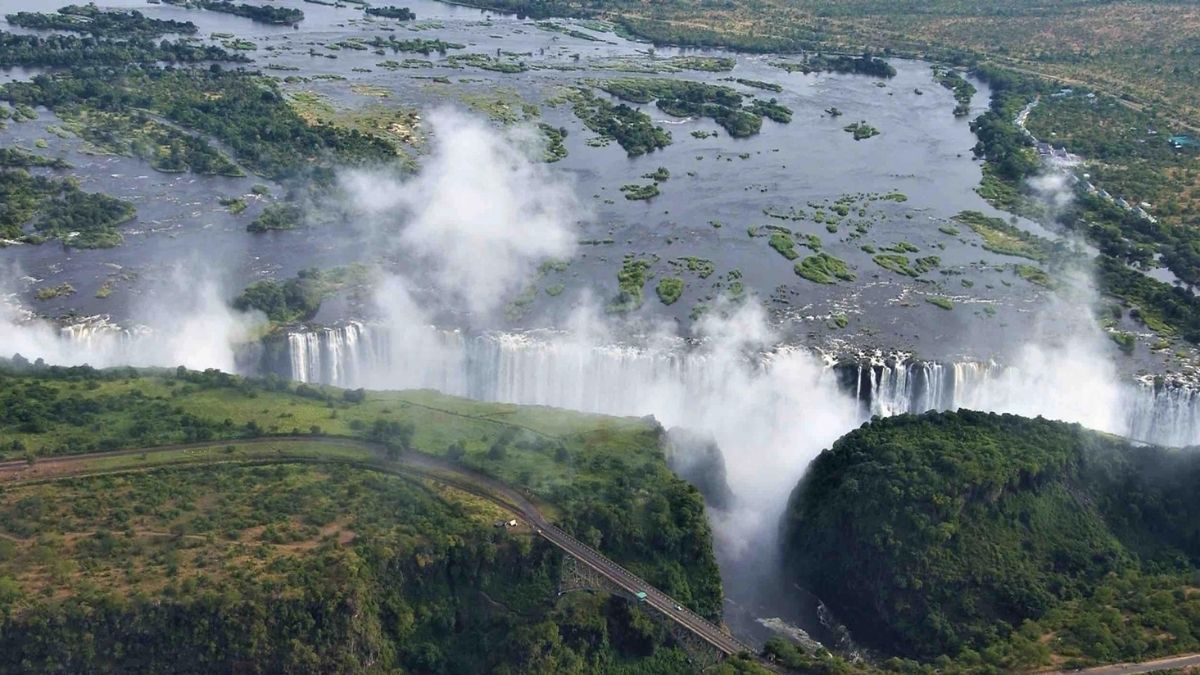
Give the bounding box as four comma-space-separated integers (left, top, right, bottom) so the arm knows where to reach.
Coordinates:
282, 323, 1200, 448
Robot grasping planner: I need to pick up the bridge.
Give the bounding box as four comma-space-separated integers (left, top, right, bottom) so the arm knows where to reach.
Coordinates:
0, 436, 759, 669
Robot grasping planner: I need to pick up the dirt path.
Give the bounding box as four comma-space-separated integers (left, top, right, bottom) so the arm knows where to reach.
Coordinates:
1045, 653, 1200, 675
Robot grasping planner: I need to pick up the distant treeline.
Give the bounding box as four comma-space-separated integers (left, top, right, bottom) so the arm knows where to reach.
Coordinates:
163, 0, 304, 24
6, 5, 198, 38
0, 31, 246, 68
365, 5, 415, 20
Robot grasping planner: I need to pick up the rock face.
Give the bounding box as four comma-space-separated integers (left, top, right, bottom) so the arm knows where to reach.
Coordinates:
664, 427, 734, 510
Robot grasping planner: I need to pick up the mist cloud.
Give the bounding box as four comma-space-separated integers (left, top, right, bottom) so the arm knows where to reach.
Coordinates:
1, 272, 262, 373
343, 108, 581, 318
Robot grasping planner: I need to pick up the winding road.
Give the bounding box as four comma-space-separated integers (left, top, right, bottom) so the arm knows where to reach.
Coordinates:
0, 436, 756, 662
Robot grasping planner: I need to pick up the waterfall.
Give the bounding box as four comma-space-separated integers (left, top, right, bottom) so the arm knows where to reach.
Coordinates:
277, 323, 1200, 448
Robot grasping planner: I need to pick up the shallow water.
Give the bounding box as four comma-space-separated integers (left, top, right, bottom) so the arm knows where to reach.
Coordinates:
0, 0, 1088, 364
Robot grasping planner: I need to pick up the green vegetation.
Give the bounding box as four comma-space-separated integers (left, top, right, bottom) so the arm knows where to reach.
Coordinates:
784, 411, 1200, 667
748, 99, 792, 123
593, 78, 790, 138
592, 55, 736, 73
6, 5, 197, 38
771, 53, 895, 78
247, 203, 303, 232
568, 89, 670, 157
872, 254, 920, 277
219, 196, 247, 214
3, 68, 396, 181
843, 121, 879, 140
34, 283, 75, 301
671, 257, 714, 279
1110, 330, 1136, 354
1024, 90, 1200, 287
447, 53, 528, 73
536, 20, 603, 41
538, 123, 568, 162
657, 56, 734, 72
768, 231, 799, 260
0, 148, 69, 170
233, 266, 369, 325
0, 363, 726, 672
969, 67, 1200, 344
884, 241, 919, 253
0, 168, 134, 247
954, 210, 1053, 261
655, 277, 684, 305
167, 0, 304, 25
642, 166, 670, 182
369, 35, 463, 55
925, 295, 953, 310
0, 31, 243, 68
365, 5, 415, 19
608, 254, 655, 312
1014, 263, 1051, 287
1095, 256, 1200, 343
734, 78, 782, 93
620, 183, 659, 200
65, 110, 243, 177
931, 66, 975, 117
794, 253, 854, 284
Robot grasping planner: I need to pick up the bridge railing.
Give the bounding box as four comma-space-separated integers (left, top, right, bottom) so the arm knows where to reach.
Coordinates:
538, 523, 754, 654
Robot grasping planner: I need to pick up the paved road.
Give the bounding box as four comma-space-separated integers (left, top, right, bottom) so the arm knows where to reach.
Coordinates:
0, 436, 755, 661
1048, 653, 1200, 675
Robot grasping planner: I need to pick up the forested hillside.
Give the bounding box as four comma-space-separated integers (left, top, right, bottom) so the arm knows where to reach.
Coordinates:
0, 361, 749, 674
783, 411, 1200, 670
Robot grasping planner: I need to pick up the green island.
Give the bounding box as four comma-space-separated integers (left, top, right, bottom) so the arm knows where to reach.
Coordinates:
843, 121, 879, 140
447, 53, 528, 73
608, 254, 656, 313
364, 5, 416, 20
539, 123, 569, 162
655, 277, 684, 305
620, 183, 660, 200
771, 53, 896, 78
5, 5, 198, 38
2, 67, 396, 182
233, 266, 371, 325
784, 411, 1200, 669
733, 78, 782, 93
163, 0, 304, 25
0, 31, 245, 68
931, 66, 976, 117
924, 295, 953, 310
872, 254, 939, 278
592, 78, 792, 138
794, 253, 854, 284
670, 256, 715, 279
0, 361, 761, 674
568, 89, 671, 157
0, 156, 135, 248
952, 210, 1053, 262
369, 35, 463, 55
247, 203, 304, 233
